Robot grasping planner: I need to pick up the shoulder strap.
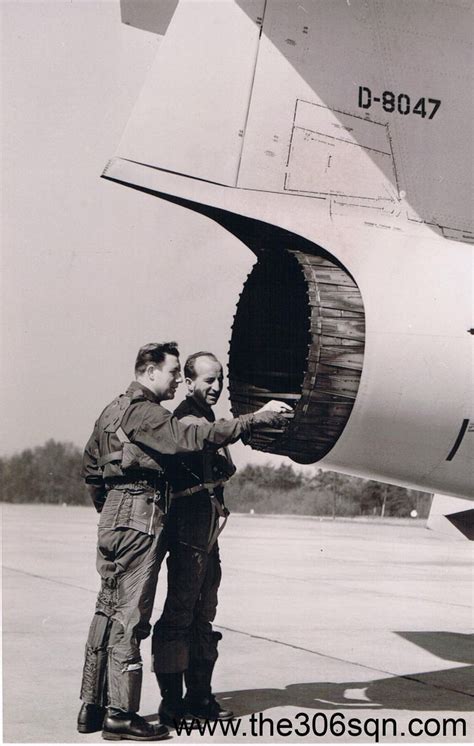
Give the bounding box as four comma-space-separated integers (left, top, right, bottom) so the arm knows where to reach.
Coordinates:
102, 395, 132, 433
97, 395, 133, 467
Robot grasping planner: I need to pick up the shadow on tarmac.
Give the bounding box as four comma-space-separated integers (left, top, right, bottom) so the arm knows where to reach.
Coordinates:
214, 632, 474, 715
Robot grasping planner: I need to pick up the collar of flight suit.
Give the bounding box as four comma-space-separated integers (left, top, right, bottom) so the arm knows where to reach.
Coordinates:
125, 380, 162, 404
178, 394, 216, 422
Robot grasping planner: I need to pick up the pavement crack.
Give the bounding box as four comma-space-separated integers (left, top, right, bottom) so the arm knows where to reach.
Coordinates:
3, 565, 96, 594
227, 567, 471, 609
6, 566, 472, 702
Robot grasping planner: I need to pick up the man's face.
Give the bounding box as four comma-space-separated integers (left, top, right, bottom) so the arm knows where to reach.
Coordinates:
187, 356, 223, 408
148, 354, 182, 401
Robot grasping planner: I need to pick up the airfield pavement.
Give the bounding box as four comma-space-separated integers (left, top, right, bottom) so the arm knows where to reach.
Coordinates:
2, 504, 473, 744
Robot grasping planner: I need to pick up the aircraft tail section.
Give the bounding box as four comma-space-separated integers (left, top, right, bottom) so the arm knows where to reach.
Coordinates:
117, 0, 265, 187
427, 494, 474, 541
106, 2, 474, 498
115, 0, 474, 238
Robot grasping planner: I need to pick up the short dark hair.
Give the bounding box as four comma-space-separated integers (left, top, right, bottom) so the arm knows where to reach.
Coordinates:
135, 342, 179, 375
184, 351, 220, 380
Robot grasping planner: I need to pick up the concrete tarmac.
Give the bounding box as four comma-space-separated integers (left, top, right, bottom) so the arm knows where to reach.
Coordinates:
2, 504, 473, 743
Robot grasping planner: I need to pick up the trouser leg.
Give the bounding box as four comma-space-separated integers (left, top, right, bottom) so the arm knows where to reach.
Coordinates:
80, 525, 165, 713
80, 613, 112, 706
182, 545, 233, 721
185, 545, 222, 698
155, 671, 185, 725
156, 671, 184, 704
152, 543, 209, 674
108, 528, 166, 712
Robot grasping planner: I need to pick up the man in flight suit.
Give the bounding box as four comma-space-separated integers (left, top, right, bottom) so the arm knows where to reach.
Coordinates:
152, 352, 243, 725
77, 342, 290, 741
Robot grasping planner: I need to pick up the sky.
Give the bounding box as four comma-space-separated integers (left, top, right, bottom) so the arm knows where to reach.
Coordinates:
2, 0, 310, 471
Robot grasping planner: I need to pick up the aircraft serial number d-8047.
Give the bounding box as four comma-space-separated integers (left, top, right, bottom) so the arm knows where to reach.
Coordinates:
358, 86, 441, 119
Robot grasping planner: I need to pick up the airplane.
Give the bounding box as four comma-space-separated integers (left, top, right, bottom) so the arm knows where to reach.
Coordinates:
102, 0, 473, 539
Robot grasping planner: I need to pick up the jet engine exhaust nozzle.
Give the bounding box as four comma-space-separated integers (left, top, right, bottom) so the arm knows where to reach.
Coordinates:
229, 248, 366, 464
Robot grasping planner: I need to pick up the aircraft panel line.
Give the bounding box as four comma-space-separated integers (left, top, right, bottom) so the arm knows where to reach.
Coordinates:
446, 418, 470, 461
292, 126, 392, 157
235, 0, 268, 187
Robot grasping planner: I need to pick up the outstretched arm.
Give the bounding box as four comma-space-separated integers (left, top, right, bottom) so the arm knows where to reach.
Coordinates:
129, 403, 292, 456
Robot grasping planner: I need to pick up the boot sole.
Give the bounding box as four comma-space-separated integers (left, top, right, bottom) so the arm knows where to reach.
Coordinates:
78, 725, 103, 734
160, 718, 196, 730
159, 718, 188, 730
186, 712, 234, 722
102, 731, 170, 741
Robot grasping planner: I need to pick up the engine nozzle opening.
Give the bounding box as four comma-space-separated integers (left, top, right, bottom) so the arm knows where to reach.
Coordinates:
229, 246, 365, 463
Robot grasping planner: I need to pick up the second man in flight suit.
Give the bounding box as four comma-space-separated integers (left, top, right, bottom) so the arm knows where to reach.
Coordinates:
153, 352, 271, 725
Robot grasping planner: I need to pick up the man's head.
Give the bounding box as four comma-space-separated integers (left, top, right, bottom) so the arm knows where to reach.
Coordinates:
184, 352, 223, 408
135, 342, 182, 401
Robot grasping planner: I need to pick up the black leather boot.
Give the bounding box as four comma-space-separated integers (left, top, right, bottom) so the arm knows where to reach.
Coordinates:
184, 694, 234, 721
156, 672, 186, 728
77, 702, 106, 734
184, 659, 233, 721
102, 712, 169, 741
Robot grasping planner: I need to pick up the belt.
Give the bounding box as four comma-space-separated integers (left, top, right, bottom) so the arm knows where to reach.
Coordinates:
173, 483, 230, 553
105, 474, 164, 491
172, 479, 226, 499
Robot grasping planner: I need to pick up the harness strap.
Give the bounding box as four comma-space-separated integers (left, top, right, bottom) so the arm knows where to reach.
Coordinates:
98, 450, 123, 467
172, 479, 226, 499
99, 400, 132, 465
116, 426, 130, 444
97, 428, 132, 466
206, 492, 229, 553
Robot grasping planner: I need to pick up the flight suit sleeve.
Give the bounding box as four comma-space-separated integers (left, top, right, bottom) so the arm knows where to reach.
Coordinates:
82, 421, 106, 512
131, 407, 254, 455
178, 415, 204, 426
179, 415, 237, 480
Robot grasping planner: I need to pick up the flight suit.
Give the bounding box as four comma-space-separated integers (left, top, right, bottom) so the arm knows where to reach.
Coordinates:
80, 382, 254, 714
152, 396, 234, 695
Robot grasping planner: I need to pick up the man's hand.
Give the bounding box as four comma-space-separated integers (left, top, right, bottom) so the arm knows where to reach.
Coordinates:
252, 403, 293, 429
256, 400, 294, 415
238, 400, 294, 439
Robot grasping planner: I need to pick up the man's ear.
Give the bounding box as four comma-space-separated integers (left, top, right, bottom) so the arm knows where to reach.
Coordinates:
185, 376, 194, 393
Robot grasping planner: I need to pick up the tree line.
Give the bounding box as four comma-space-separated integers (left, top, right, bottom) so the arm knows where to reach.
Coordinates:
225, 463, 432, 518
0, 440, 432, 518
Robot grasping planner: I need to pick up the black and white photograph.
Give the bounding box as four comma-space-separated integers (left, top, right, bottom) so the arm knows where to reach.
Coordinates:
2, 0, 473, 743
